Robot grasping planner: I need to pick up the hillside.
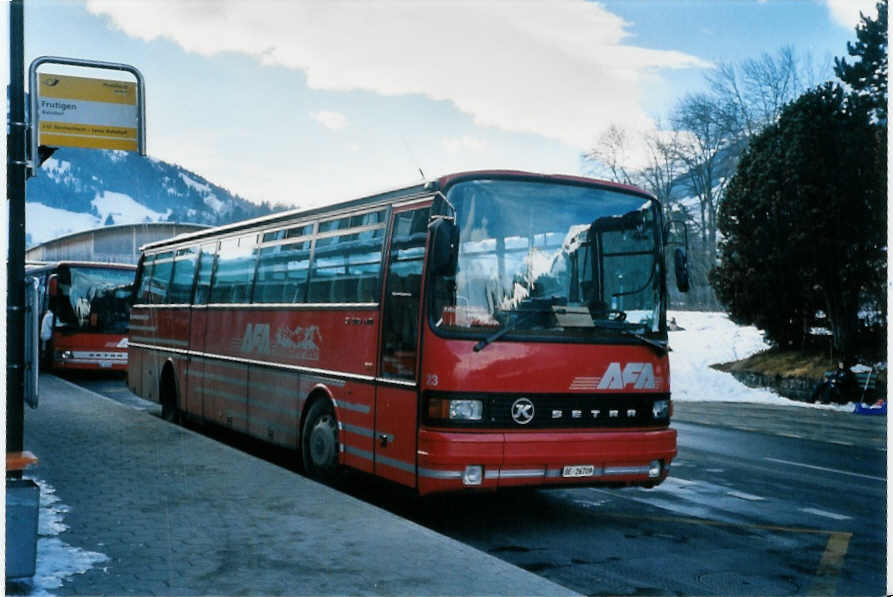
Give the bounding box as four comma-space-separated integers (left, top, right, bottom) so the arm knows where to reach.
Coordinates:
25, 147, 284, 246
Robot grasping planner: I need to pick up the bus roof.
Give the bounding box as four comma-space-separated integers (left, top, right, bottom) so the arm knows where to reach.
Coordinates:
25, 260, 137, 274
139, 170, 655, 253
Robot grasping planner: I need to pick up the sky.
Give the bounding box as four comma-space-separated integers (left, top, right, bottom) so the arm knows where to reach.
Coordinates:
4, 0, 879, 210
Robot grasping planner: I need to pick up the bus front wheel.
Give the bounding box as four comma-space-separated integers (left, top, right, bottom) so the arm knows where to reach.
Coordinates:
302, 400, 339, 480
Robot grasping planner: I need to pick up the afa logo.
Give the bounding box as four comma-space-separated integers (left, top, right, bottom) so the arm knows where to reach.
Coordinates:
237, 322, 322, 361
240, 323, 271, 356
597, 362, 656, 390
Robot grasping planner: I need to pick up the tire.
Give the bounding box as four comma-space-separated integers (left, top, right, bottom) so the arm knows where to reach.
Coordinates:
302, 400, 339, 480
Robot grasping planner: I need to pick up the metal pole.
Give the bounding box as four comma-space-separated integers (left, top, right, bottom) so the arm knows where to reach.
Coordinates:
7, 0, 27, 468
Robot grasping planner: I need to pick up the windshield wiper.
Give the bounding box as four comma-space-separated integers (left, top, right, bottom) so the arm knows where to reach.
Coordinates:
473, 309, 544, 352
618, 329, 670, 355
473, 297, 564, 352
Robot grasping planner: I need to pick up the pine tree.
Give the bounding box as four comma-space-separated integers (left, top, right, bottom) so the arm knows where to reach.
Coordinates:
711, 83, 885, 358
834, 0, 888, 124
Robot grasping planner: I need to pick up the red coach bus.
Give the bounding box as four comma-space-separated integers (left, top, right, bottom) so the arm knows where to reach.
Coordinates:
128, 171, 689, 494
28, 261, 136, 372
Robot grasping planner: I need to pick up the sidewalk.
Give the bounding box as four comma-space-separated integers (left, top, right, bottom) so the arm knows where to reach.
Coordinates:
674, 400, 887, 451
14, 374, 578, 596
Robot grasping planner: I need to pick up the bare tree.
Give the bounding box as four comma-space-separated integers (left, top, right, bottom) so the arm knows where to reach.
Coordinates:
672, 93, 738, 254
706, 46, 830, 138
582, 124, 636, 185
637, 122, 685, 210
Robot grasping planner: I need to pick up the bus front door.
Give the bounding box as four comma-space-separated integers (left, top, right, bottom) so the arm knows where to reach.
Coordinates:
374, 207, 430, 488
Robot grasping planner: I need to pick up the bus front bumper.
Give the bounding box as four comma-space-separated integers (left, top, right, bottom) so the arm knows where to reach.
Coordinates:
54, 350, 128, 371
416, 427, 677, 495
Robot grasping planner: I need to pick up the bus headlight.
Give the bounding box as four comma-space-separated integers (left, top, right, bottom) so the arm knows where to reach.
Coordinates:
652, 399, 670, 419
428, 398, 483, 422
56, 350, 73, 360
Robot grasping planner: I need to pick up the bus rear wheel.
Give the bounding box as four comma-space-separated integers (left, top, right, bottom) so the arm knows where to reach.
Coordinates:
302, 400, 339, 480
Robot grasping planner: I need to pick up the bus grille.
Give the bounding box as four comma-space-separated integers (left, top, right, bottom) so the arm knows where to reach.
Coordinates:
486, 393, 669, 429
424, 392, 671, 429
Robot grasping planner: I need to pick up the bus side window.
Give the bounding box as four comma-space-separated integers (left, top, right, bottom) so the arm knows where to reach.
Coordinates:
193, 242, 217, 305
137, 255, 155, 304
167, 247, 199, 304
254, 234, 311, 304
149, 252, 174, 305
209, 235, 257, 304
381, 207, 430, 379
308, 211, 385, 303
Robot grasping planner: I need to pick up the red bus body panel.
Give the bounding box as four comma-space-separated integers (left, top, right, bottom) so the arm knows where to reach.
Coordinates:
421, 337, 669, 394
406, 336, 675, 494
52, 332, 128, 371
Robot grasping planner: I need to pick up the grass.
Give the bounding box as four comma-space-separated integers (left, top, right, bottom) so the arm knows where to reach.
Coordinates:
711, 349, 839, 381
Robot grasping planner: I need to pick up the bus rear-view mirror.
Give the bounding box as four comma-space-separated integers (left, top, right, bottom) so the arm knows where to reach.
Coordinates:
429, 217, 457, 276
674, 247, 690, 293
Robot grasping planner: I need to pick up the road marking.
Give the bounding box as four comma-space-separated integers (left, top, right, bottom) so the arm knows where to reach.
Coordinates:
586, 508, 843, 535
799, 507, 852, 521
764, 457, 885, 482
580, 502, 854, 596
807, 532, 852, 596
829, 440, 855, 446
777, 432, 802, 439
727, 490, 765, 502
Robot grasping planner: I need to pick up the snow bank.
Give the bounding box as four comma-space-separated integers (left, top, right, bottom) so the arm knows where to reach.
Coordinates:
668, 311, 852, 411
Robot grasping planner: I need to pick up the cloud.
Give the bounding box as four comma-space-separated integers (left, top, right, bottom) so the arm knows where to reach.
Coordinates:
86, 0, 710, 149
443, 135, 487, 154
311, 110, 348, 130
821, 0, 879, 29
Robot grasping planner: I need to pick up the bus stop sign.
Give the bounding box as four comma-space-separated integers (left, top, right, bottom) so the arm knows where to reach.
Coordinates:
29, 56, 146, 175
36, 73, 139, 151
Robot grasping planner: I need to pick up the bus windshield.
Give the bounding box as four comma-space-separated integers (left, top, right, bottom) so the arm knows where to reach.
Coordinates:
56, 266, 135, 334
433, 179, 663, 341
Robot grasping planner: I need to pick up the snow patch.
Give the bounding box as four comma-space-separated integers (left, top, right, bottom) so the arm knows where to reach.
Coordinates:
26, 203, 101, 245
179, 172, 211, 194
203, 193, 225, 213
668, 311, 853, 412
40, 159, 78, 188
91, 191, 170, 225
11, 480, 109, 597
41, 158, 71, 177
103, 150, 127, 163
35, 481, 69, 537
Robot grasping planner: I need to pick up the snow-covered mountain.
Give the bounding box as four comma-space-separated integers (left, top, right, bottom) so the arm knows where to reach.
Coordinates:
25, 147, 283, 246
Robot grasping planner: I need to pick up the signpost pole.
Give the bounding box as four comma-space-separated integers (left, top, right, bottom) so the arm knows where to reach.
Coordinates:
7, 0, 27, 475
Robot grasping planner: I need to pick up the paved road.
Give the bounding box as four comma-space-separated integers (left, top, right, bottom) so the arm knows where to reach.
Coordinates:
65, 373, 886, 596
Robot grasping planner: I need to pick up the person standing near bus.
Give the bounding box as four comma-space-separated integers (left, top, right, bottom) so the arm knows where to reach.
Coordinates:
40, 309, 54, 370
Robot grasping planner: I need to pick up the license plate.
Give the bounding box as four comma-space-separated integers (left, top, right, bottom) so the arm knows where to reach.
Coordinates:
99, 361, 112, 368
562, 465, 595, 478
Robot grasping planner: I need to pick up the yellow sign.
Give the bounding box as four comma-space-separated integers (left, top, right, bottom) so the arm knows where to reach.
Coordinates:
37, 73, 139, 151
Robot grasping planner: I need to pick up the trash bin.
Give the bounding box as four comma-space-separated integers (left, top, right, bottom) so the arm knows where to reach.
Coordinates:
6, 478, 39, 580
